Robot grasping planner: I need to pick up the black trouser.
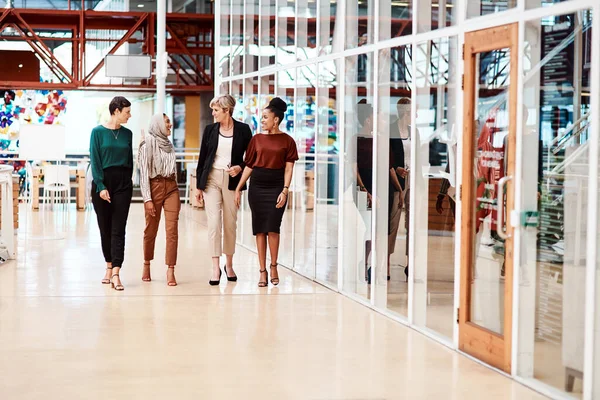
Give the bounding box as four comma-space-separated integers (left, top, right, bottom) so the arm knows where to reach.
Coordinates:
92, 167, 133, 268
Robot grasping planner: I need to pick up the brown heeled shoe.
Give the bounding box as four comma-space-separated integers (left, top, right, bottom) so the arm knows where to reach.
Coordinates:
167, 266, 177, 287
142, 262, 151, 282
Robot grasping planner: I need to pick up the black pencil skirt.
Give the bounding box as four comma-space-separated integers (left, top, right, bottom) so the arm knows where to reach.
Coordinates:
248, 167, 287, 235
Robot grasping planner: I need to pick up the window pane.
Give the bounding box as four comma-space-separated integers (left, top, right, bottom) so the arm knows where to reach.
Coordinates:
526, 0, 570, 9
346, 0, 373, 50
316, 60, 340, 285
417, 0, 457, 33
276, 69, 296, 269
411, 37, 458, 338
231, 7, 243, 76
378, 45, 412, 316
318, 1, 339, 56
277, 0, 296, 66
517, 10, 594, 398
260, 0, 276, 68
297, 0, 317, 61
342, 52, 374, 300
245, 0, 258, 73
467, 0, 517, 19
380, 0, 412, 40
219, 0, 230, 79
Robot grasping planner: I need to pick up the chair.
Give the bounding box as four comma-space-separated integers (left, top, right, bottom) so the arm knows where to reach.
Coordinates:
43, 165, 71, 209
24, 161, 38, 207
84, 162, 93, 210
185, 162, 198, 205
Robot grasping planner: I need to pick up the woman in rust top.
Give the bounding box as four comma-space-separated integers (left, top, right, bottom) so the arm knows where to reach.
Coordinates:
234, 98, 299, 287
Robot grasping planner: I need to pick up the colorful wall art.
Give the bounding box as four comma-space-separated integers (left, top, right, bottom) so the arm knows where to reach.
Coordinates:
0, 89, 68, 176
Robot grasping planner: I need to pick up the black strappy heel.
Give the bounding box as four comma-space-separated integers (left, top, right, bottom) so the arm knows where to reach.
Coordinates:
258, 269, 268, 287
111, 273, 124, 291
270, 263, 279, 286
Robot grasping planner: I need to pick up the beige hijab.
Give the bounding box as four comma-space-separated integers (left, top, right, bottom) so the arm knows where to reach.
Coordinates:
145, 113, 173, 153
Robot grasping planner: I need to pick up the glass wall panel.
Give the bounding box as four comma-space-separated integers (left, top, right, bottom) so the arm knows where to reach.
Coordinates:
526, 0, 570, 9
297, 0, 317, 61
517, 10, 593, 398
417, 0, 456, 33
277, 0, 296, 66
346, 0, 373, 50
219, 0, 230, 79
260, 0, 276, 68
412, 37, 458, 338
318, 1, 339, 56
595, 93, 600, 399
380, 0, 412, 40
276, 69, 296, 270
342, 52, 374, 300
293, 65, 317, 279
316, 60, 340, 286
245, 0, 259, 74
231, 80, 254, 249
467, 0, 517, 19
231, 6, 243, 76
378, 45, 411, 315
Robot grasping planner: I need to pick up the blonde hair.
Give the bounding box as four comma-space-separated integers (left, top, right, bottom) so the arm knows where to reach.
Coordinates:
210, 94, 236, 116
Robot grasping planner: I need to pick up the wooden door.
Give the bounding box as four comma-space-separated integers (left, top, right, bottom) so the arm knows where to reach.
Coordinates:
459, 23, 518, 373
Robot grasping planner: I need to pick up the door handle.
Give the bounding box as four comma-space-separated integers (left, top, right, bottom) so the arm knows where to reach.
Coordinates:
496, 175, 512, 240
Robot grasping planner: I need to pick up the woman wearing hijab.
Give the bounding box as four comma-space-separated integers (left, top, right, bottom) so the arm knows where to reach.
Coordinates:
138, 113, 180, 286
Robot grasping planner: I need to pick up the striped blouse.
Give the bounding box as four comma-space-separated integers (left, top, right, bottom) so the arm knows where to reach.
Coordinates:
138, 134, 177, 202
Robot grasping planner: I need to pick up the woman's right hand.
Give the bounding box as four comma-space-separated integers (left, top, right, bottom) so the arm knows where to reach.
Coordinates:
144, 201, 156, 217
196, 189, 204, 204
99, 189, 111, 203
234, 190, 241, 208
396, 167, 409, 178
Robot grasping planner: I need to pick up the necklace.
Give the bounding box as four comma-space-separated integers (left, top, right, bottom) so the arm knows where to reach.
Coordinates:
111, 127, 120, 140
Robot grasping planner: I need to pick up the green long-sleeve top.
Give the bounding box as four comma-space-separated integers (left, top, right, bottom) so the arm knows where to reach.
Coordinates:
89, 125, 134, 192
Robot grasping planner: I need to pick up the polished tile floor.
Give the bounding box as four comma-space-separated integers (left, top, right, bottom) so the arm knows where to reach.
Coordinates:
0, 204, 546, 399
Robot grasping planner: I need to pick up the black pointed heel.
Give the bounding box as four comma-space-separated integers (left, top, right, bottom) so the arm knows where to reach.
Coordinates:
209, 269, 222, 286
224, 265, 237, 282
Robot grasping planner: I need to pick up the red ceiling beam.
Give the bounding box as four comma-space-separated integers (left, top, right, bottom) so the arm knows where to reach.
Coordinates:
0, 8, 214, 93
83, 13, 148, 85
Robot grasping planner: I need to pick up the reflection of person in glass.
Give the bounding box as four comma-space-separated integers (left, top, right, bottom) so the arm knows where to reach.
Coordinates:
234, 98, 299, 287
354, 100, 374, 282
389, 97, 411, 281
139, 113, 180, 286
196, 95, 253, 286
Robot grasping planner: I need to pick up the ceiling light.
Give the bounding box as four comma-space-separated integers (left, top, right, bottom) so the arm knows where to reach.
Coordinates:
137, 4, 144, 7
18, 64, 23, 68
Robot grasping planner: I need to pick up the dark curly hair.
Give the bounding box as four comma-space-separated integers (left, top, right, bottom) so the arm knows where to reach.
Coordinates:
265, 97, 288, 124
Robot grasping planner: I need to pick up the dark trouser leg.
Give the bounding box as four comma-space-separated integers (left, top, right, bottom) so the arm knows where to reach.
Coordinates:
92, 187, 112, 263
110, 185, 133, 268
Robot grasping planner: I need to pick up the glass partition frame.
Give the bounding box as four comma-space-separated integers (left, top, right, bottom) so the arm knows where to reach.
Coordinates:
215, 1, 600, 398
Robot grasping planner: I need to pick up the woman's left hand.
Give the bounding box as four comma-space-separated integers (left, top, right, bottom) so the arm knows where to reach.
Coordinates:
276, 191, 288, 209
228, 165, 242, 177
234, 190, 242, 208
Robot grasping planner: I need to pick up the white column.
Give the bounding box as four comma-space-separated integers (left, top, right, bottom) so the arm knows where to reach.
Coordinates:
156, 0, 167, 114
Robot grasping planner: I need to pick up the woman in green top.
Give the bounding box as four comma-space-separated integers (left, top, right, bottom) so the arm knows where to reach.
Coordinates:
90, 96, 134, 291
